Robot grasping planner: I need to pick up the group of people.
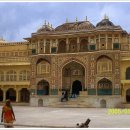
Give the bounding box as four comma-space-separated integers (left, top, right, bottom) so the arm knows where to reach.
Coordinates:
1, 99, 16, 128
61, 90, 78, 102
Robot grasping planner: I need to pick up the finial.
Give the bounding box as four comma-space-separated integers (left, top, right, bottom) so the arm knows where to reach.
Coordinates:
104, 14, 109, 20
66, 18, 68, 23
76, 17, 78, 22
44, 20, 46, 25
86, 16, 87, 21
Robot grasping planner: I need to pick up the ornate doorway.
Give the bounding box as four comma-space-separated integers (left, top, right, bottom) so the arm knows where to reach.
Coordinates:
97, 78, 112, 95
6, 88, 16, 101
37, 80, 49, 95
72, 80, 82, 95
62, 61, 85, 94
20, 88, 30, 102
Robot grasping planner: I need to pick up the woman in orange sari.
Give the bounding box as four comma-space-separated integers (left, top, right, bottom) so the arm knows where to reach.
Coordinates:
1, 99, 16, 128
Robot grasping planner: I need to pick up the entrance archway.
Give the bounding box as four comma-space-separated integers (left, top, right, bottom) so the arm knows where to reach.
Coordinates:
20, 88, 30, 102
126, 89, 130, 103
72, 80, 82, 95
37, 80, 49, 95
97, 78, 112, 95
6, 88, 16, 102
0, 89, 3, 101
62, 61, 85, 94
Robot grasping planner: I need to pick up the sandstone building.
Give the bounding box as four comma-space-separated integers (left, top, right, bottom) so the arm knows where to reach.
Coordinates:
0, 16, 130, 108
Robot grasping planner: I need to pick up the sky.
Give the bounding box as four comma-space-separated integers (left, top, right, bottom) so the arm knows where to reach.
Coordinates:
0, 2, 130, 42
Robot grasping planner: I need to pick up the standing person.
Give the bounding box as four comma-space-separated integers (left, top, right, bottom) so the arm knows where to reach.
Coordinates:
1, 99, 16, 128
64, 90, 68, 101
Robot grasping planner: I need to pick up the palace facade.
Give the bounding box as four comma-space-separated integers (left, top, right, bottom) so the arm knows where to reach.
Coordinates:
0, 16, 130, 108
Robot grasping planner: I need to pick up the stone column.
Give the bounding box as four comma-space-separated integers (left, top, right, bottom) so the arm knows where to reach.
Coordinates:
43, 39, 46, 53
56, 39, 58, 53
37, 40, 40, 54
99, 34, 100, 50
3, 89, 6, 102
106, 34, 108, 50
77, 37, 80, 52
50, 39, 52, 53
112, 34, 114, 50
66, 38, 69, 52
16, 89, 19, 102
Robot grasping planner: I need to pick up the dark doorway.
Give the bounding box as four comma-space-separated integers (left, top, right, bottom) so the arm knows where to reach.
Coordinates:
126, 89, 130, 103
20, 88, 30, 102
0, 89, 3, 101
72, 80, 82, 95
6, 88, 16, 102
37, 80, 49, 95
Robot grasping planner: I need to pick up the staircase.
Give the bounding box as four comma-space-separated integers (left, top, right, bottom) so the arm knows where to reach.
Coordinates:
49, 97, 90, 108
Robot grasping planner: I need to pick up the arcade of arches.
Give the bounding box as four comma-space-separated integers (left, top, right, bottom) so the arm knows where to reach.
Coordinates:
0, 87, 30, 102
62, 61, 85, 95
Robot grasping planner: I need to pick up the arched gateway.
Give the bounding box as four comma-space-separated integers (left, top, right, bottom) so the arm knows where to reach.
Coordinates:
62, 61, 85, 95
37, 80, 49, 95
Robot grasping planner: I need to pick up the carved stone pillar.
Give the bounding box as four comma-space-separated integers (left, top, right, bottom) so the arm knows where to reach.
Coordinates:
77, 37, 80, 52
43, 39, 46, 53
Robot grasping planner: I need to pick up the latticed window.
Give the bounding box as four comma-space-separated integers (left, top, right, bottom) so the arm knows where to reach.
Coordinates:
97, 57, 112, 73
19, 70, 30, 81
6, 70, 17, 81
37, 61, 50, 75
0, 71, 4, 81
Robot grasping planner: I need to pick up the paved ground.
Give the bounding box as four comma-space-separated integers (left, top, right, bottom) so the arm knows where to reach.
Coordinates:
0, 106, 130, 128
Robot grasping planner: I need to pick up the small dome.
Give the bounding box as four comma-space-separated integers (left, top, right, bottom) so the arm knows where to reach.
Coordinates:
96, 18, 115, 28
55, 21, 95, 31
37, 25, 54, 33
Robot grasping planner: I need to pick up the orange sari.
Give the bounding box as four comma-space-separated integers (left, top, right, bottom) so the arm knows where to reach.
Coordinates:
2, 105, 14, 123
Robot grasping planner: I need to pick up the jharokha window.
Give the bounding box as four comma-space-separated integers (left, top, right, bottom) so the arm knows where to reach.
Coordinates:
37, 61, 50, 75
6, 70, 17, 81
19, 70, 30, 81
97, 56, 112, 74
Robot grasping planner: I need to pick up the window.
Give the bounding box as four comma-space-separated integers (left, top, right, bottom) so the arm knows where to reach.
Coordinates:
32, 49, 36, 54
97, 57, 112, 74
89, 45, 96, 51
51, 47, 57, 53
37, 61, 50, 75
0, 71, 4, 81
19, 70, 30, 81
6, 70, 17, 81
113, 43, 120, 50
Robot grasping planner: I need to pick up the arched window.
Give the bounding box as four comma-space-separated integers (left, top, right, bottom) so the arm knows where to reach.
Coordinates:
69, 39, 77, 52
37, 60, 50, 75
6, 70, 16, 81
80, 39, 88, 52
0, 71, 4, 81
126, 67, 130, 80
19, 70, 30, 81
97, 78, 112, 95
58, 40, 66, 53
97, 56, 112, 74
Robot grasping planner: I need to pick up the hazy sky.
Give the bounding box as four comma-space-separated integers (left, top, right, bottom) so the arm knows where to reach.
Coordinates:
0, 2, 130, 42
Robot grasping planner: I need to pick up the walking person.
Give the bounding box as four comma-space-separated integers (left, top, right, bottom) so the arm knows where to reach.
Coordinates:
1, 99, 16, 128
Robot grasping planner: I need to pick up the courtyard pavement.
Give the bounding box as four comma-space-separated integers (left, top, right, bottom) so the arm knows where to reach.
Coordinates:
0, 106, 130, 128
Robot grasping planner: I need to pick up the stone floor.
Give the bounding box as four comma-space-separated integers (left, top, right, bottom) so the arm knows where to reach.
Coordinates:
0, 106, 130, 128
